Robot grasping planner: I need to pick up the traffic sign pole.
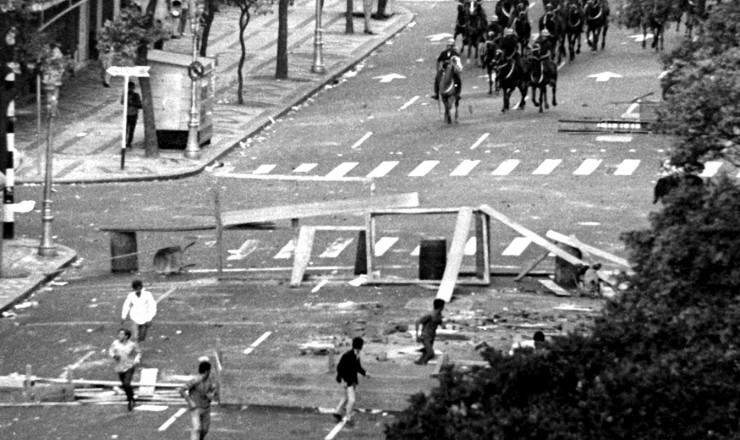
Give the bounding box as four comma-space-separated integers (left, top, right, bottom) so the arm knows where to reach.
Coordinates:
105, 66, 151, 171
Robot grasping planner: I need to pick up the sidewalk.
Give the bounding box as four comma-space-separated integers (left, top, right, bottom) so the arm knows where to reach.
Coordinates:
13, 0, 414, 184
1, 3, 412, 320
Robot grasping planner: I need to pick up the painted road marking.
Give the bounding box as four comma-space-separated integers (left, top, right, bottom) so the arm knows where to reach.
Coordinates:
59, 350, 96, 379
408, 160, 439, 177
253, 164, 276, 174
244, 331, 273, 354
375, 237, 399, 256
596, 134, 633, 142
450, 159, 480, 176
621, 102, 640, 118
470, 133, 489, 150
532, 159, 562, 175
293, 163, 317, 173
502, 237, 531, 256
464, 237, 476, 255
398, 96, 419, 111
158, 408, 187, 431
613, 159, 641, 176
410, 245, 420, 256
699, 161, 722, 177
325, 162, 359, 178
367, 161, 399, 178
319, 238, 355, 258
491, 159, 520, 176
325, 419, 348, 440
350, 132, 373, 149
227, 239, 260, 260
156, 287, 177, 303
588, 72, 623, 82
273, 239, 295, 259
573, 159, 602, 175
311, 279, 329, 293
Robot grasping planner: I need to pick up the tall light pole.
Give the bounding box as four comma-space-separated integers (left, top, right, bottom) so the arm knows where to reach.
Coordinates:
184, 0, 202, 159
38, 71, 62, 257
311, 0, 325, 74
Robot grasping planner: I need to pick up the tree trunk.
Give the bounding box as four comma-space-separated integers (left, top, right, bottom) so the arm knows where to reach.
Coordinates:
237, 4, 250, 105
139, 0, 159, 157
199, 0, 218, 57
346, 0, 354, 34
276, 0, 289, 79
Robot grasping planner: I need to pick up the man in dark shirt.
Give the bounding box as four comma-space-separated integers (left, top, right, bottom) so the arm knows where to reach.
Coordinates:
432, 38, 462, 100
333, 337, 367, 425
180, 357, 219, 440
122, 82, 142, 149
415, 299, 445, 365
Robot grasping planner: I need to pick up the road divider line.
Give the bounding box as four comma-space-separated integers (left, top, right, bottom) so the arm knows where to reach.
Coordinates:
470, 133, 489, 149
325, 419, 347, 440
350, 132, 373, 149
244, 331, 272, 354
158, 407, 187, 431
156, 286, 177, 303
312, 279, 329, 293
398, 96, 419, 111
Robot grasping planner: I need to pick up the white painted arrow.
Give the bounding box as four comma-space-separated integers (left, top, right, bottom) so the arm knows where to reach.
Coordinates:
588, 72, 623, 82
106, 65, 150, 77
426, 33, 453, 42
9, 200, 35, 213
373, 73, 406, 83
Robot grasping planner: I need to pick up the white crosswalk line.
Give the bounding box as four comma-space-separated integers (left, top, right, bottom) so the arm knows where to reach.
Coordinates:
273, 239, 295, 259
410, 245, 420, 256
253, 164, 276, 174
293, 163, 318, 173
408, 160, 439, 177
374, 237, 399, 256
464, 237, 476, 255
613, 159, 641, 176
573, 159, 602, 175
532, 159, 562, 175
699, 161, 723, 177
491, 159, 520, 176
325, 162, 359, 178
450, 160, 481, 176
366, 161, 399, 178
470, 133, 489, 150
501, 237, 531, 256
319, 238, 355, 258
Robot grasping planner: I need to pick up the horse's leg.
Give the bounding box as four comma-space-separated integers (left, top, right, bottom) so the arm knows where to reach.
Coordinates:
601, 23, 607, 50
454, 95, 460, 123
551, 77, 557, 107
642, 24, 647, 49
487, 68, 493, 94
502, 87, 509, 113
518, 84, 527, 110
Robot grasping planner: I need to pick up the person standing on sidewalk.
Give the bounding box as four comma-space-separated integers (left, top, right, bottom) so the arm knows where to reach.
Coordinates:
414, 298, 446, 365
121, 279, 157, 342
121, 82, 142, 149
180, 357, 219, 440
109, 328, 141, 411
362, 0, 374, 34
333, 337, 367, 426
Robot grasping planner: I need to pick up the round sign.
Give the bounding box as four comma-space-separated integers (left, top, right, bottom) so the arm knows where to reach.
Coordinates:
188, 61, 205, 80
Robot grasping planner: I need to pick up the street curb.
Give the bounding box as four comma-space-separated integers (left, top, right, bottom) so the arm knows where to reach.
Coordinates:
17, 9, 416, 186
0, 247, 77, 315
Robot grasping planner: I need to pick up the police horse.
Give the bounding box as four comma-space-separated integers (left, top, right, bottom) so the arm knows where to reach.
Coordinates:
529, 44, 558, 112
439, 55, 463, 124
494, 49, 529, 113
584, 0, 609, 51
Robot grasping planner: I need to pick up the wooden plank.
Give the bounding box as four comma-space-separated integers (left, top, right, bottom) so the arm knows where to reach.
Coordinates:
538, 279, 572, 297
290, 227, 316, 287
477, 205, 587, 267
365, 277, 489, 286
138, 368, 159, 397
545, 230, 631, 268
214, 187, 224, 279
221, 192, 419, 227
474, 212, 491, 283
437, 208, 474, 302
514, 250, 550, 281
100, 193, 419, 232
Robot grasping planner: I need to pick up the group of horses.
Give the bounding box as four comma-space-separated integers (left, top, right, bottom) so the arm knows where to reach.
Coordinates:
637, 0, 706, 52
438, 0, 610, 121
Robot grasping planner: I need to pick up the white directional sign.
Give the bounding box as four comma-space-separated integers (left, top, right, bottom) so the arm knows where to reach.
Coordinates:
106, 66, 151, 77
373, 73, 406, 83
426, 33, 453, 42
588, 72, 623, 82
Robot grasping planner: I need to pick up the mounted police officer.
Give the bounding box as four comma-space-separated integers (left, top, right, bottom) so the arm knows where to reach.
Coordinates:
500, 27, 520, 60
533, 28, 554, 60
432, 38, 462, 100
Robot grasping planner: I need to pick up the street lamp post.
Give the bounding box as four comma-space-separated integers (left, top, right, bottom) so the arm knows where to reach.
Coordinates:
38, 78, 60, 257
311, 0, 326, 74
184, 0, 201, 159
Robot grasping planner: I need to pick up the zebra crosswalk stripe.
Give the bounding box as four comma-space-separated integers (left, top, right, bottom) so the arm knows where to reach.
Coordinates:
532, 159, 562, 175
613, 159, 640, 176
293, 163, 317, 173
253, 164, 276, 174
501, 237, 531, 256
367, 161, 399, 178
325, 162, 359, 178
318, 237, 355, 258
573, 159, 602, 176
374, 237, 399, 256
491, 159, 520, 176
273, 239, 296, 259
408, 160, 439, 177
699, 161, 723, 177
450, 160, 481, 176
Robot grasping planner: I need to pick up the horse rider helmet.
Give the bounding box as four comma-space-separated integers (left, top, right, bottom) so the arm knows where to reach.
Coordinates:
541, 29, 550, 37
447, 38, 455, 47
504, 28, 515, 36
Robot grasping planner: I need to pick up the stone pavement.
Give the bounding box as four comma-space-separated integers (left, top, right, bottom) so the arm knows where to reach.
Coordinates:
12, 0, 414, 184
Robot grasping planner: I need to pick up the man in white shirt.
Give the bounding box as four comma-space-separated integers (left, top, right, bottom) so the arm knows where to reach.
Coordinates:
121, 279, 157, 342
509, 331, 546, 356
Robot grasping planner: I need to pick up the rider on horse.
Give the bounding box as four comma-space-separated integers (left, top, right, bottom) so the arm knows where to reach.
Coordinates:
533, 29, 553, 60
500, 27, 520, 60
487, 15, 503, 39
432, 38, 462, 100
